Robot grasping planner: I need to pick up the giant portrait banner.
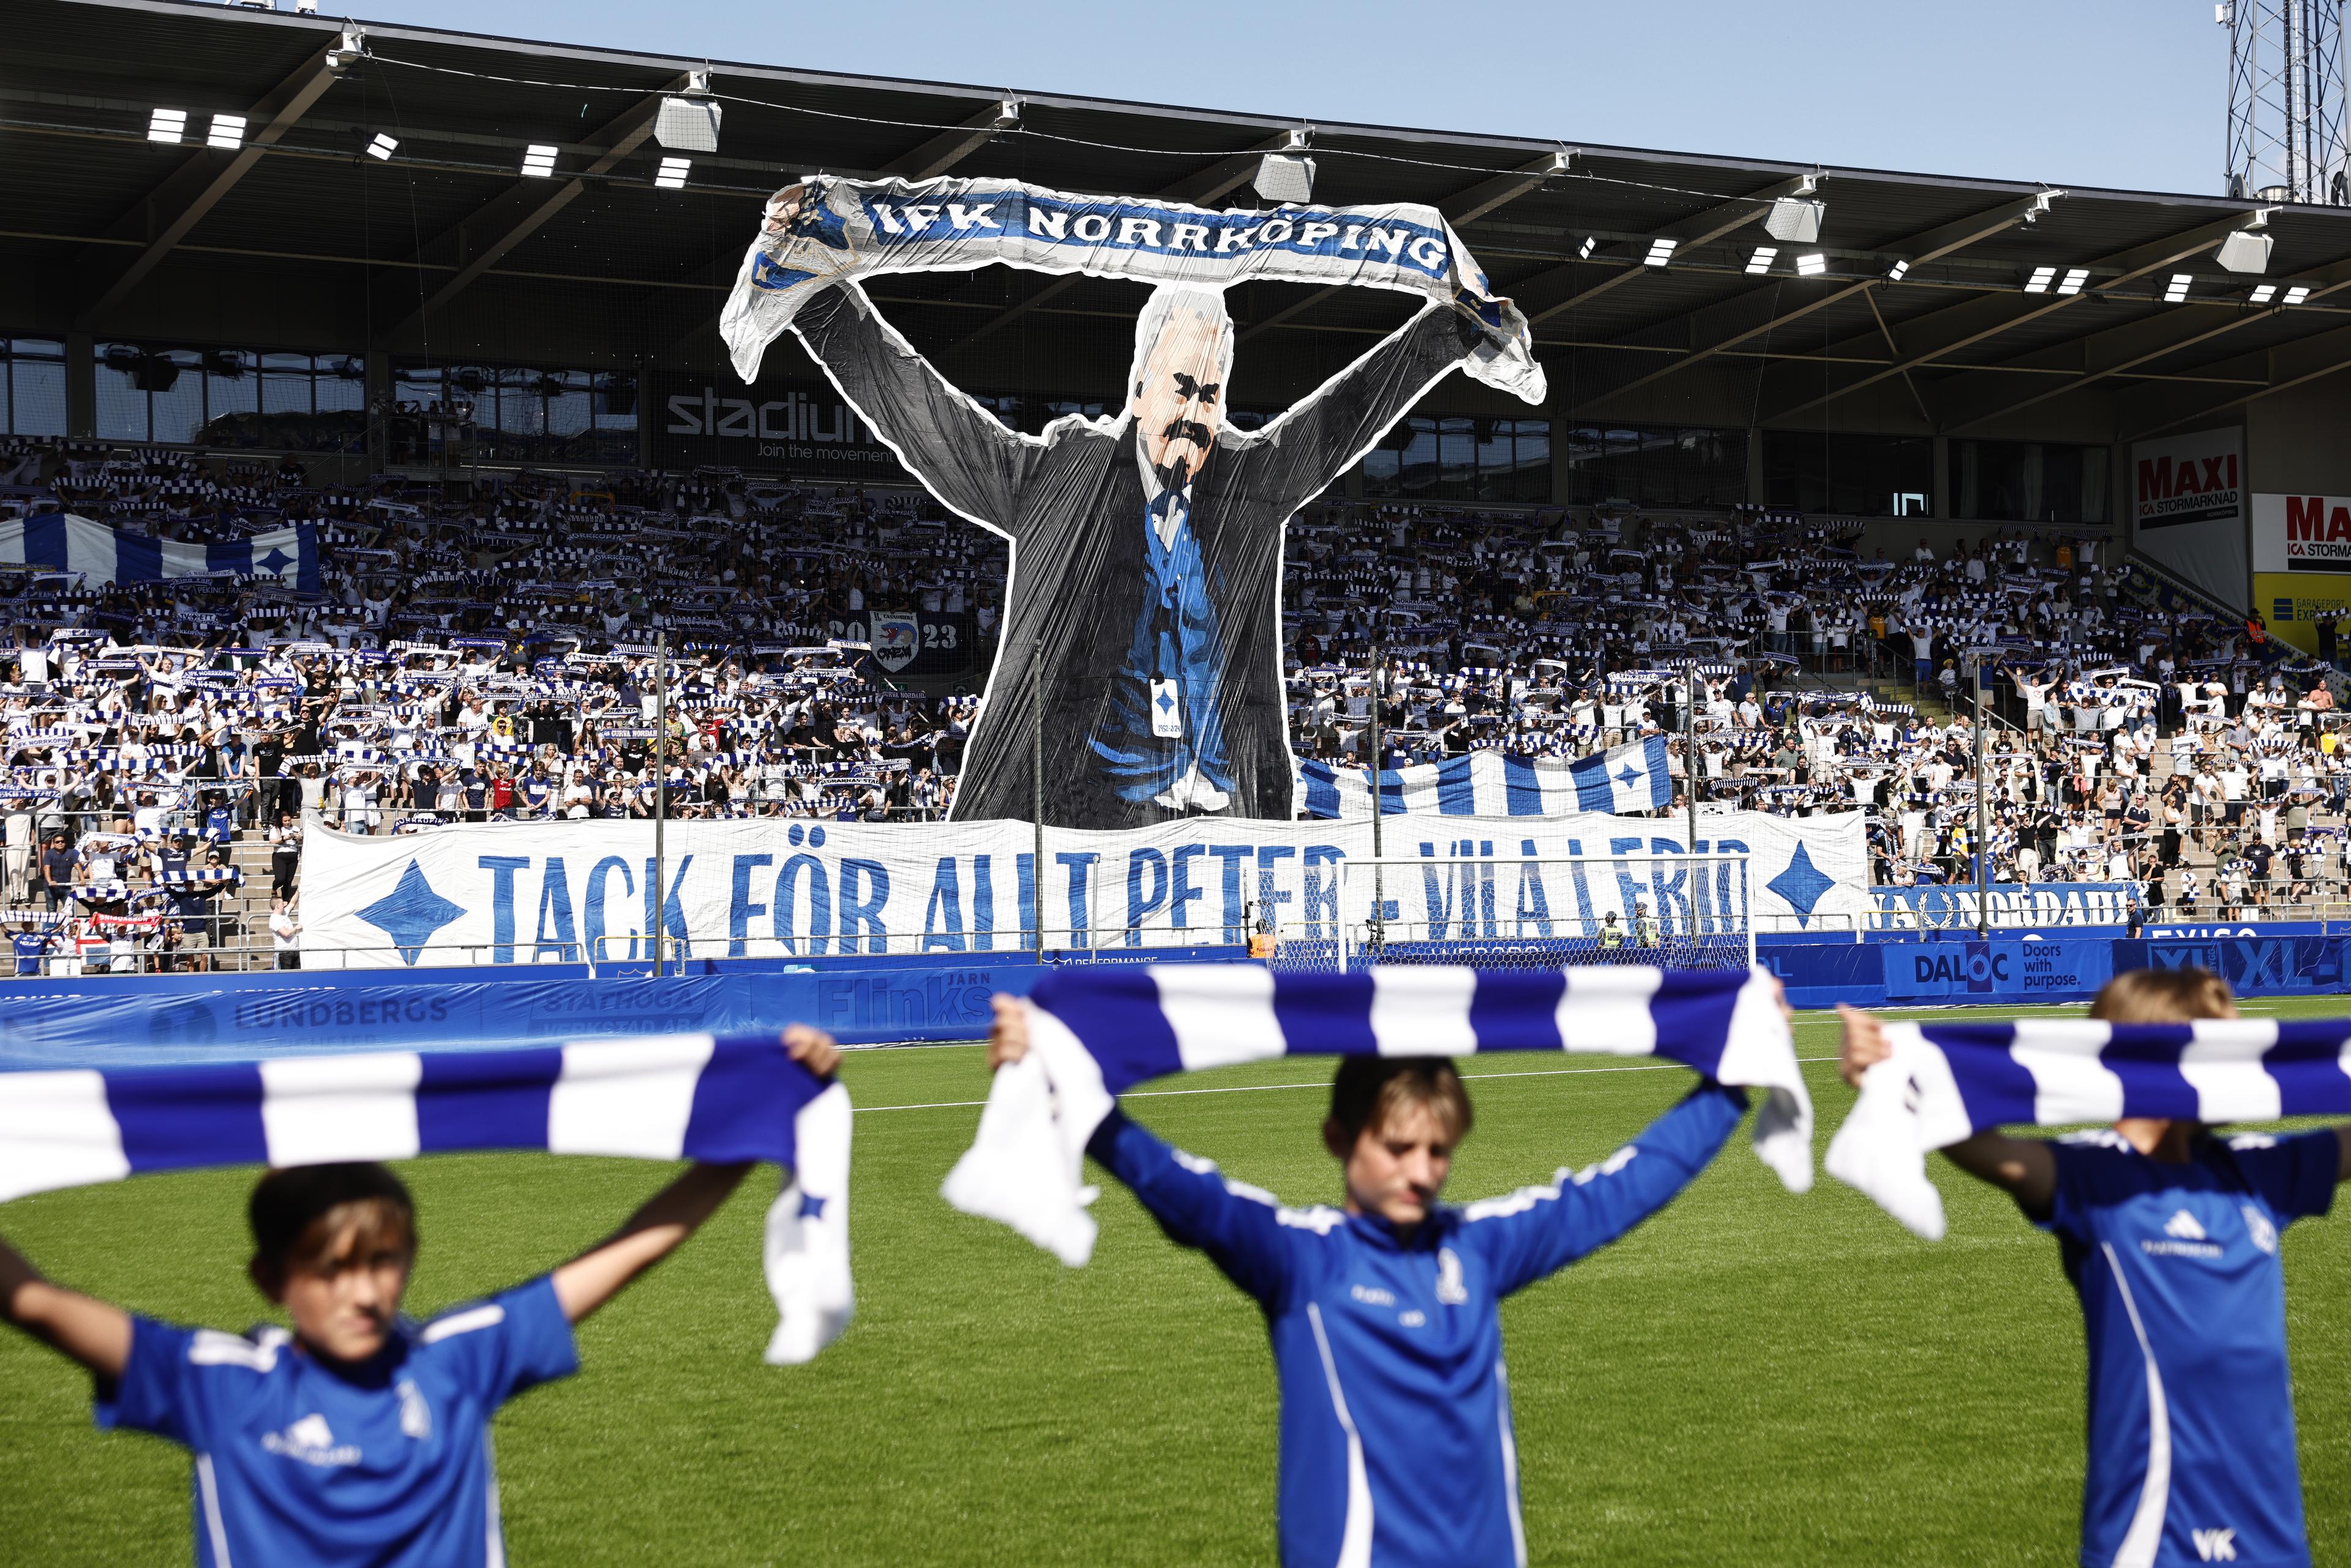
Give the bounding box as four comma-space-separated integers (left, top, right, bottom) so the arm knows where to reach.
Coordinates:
712, 176, 1546, 835
719, 174, 1544, 400
298, 811, 1868, 969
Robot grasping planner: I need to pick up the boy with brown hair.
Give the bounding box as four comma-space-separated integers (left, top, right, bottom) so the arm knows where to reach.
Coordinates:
0, 1026, 841, 1568
1840, 969, 2349, 1568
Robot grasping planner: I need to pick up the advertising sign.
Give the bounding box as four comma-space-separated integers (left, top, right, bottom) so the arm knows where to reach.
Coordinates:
2131, 427, 2246, 609
646, 371, 909, 479
2251, 491, 2351, 653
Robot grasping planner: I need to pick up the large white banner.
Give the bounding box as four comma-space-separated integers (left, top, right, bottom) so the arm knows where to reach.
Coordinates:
2131, 427, 2247, 609
299, 812, 1869, 968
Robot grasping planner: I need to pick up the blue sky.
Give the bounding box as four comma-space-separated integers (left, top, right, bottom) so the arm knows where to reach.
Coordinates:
372, 1, 2227, 196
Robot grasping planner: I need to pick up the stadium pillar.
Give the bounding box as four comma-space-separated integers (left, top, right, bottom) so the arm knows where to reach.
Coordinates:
1031, 640, 1044, 955
1932, 435, 1952, 519
64, 332, 93, 438
1684, 668, 1700, 850
1744, 428, 1766, 505
654, 632, 669, 977
1370, 644, 1385, 955
1973, 659, 1990, 937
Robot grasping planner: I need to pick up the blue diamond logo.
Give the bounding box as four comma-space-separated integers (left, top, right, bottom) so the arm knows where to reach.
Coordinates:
356, 859, 465, 966
1615, 763, 1642, 788
798, 1191, 828, 1221
1767, 842, 1837, 929
1156, 690, 1176, 714
257, 547, 294, 574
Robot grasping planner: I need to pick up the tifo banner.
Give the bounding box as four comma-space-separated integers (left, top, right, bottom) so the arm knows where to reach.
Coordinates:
0, 515, 318, 591
716, 176, 1541, 830
2252, 491, 2351, 655
1870, 881, 2139, 931
298, 811, 1869, 969
2131, 427, 2246, 610
720, 174, 1543, 401
1298, 742, 1673, 818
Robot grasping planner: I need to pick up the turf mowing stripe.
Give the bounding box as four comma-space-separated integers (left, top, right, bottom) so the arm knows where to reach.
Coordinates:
852, 1056, 1845, 1113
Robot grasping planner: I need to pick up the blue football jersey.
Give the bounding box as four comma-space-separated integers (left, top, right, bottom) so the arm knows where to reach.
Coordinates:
97, 1274, 579, 1568
2040, 1129, 2339, 1568
1090, 1082, 1745, 1568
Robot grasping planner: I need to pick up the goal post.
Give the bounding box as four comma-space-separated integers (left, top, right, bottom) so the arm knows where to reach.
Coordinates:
1297, 852, 1756, 973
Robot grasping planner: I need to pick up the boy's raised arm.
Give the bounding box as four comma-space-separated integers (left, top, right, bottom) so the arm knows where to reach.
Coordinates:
1837, 1002, 2057, 1213
551, 1024, 841, 1325
0, 1232, 132, 1381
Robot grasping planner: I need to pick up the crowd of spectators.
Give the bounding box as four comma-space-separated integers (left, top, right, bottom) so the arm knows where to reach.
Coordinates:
2, 433, 2344, 968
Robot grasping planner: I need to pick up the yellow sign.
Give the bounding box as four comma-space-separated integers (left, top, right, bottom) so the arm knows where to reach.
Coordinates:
2255, 571, 2351, 655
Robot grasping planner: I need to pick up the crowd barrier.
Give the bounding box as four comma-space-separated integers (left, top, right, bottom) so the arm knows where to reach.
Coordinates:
6, 929, 2347, 1070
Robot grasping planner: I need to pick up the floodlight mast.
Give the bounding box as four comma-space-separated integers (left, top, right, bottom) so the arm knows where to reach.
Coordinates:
2224, 0, 2351, 205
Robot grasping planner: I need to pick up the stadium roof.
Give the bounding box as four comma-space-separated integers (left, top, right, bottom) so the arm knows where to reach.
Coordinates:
7, 0, 2351, 440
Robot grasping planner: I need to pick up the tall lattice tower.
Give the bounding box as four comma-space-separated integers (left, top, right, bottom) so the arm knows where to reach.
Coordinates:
2224, 0, 2351, 203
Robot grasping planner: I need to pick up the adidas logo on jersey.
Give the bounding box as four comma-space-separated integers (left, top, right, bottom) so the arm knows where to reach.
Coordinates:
2192, 1526, 2237, 1561
2164, 1209, 2208, 1241
262, 1412, 362, 1468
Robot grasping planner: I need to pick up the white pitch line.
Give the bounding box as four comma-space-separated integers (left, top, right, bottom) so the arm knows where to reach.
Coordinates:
852, 1055, 1843, 1114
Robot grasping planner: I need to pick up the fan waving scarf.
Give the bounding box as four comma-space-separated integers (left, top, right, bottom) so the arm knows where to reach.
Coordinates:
1828, 1018, 2351, 1240
943, 964, 1811, 1266
0, 1034, 852, 1364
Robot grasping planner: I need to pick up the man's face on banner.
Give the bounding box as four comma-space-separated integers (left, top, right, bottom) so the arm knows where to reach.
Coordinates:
1133, 307, 1228, 485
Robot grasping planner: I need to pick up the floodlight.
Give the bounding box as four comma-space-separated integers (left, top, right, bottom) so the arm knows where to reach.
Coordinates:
326, 26, 367, 72
521, 144, 559, 179
2285, 284, 2313, 304
2023, 266, 2057, 293
1795, 252, 1827, 277
1644, 238, 1676, 267
206, 114, 246, 151
2249, 283, 2278, 304
1886, 259, 1909, 281
365, 132, 398, 160
654, 156, 691, 190
1577, 236, 1597, 260
2164, 273, 2193, 302
1763, 197, 1826, 244
654, 73, 722, 154
1745, 246, 1777, 274
2058, 267, 2091, 294
1253, 152, 1315, 204
148, 108, 187, 144
2214, 228, 2274, 274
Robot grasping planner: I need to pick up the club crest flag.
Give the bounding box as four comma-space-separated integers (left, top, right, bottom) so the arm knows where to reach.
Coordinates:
719, 174, 1545, 404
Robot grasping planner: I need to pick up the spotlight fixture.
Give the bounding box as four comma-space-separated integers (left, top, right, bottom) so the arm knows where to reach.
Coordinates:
326, 25, 367, 72
1745, 246, 1777, 274
1253, 135, 1316, 204
520, 143, 559, 179
2164, 273, 2193, 303
1577, 236, 1597, 260
655, 71, 723, 154
1643, 238, 1676, 267
1886, 259, 1910, 282
206, 113, 246, 151
654, 156, 691, 190
2024, 265, 2057, 294
1763, 197, 1826, 244
1794, 252, 1827, 277
2058, 267, 2090, 294
2284, 284, 2313, 304
2249, 283, 2278, 303
2214, 228, 2274, 274
365, 132, 398, 160
148, 107, 187, 144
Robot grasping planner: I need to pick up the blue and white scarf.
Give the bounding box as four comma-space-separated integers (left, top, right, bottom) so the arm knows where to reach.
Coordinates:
0, 1033, 852, 1363
943, 964, 1810, 1266
1828, 1018, 2351, 1239
721, 173, 1543, 403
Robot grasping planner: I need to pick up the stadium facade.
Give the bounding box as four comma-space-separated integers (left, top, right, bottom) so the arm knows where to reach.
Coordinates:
7, 0, 2351, 639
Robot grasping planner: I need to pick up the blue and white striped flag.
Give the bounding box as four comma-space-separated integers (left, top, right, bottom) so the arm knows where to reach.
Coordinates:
1299, 740, 1673, 819
0, 514, 319, 591
0, 1032, 853, 1363
943, 963, 1810, 1266
1828, 1018, 2351, 1240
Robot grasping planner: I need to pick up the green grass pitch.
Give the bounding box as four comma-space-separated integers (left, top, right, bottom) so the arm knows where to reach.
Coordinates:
4, 999, 2348, 1566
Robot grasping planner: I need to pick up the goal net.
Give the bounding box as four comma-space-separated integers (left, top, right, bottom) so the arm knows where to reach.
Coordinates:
1277, 853, 1756, 973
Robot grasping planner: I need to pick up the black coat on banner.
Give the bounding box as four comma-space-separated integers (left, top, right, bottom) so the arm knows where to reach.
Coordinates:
793, 282, 1488, 829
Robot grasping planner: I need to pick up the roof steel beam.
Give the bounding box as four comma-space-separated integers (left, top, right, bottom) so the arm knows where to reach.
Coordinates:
1237, 149, 1573, 344
387, 73, 691, 339
75, 36, 345, 328
954, 130, 1308, 352
1568, 192, 2058, 413
1505, 172, 1823, 332
2121, 313, 2351, 440
1760, 209, 2276, 422
879, 97, 1021, 180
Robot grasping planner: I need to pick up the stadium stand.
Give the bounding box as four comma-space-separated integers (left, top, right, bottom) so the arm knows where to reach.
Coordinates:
4, 430, 2344, 972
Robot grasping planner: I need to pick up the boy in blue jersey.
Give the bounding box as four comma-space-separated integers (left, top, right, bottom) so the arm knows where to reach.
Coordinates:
0, 1026, 843, 1568
1841, 968, 2350, 1568
986, 991, 1765, 1568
